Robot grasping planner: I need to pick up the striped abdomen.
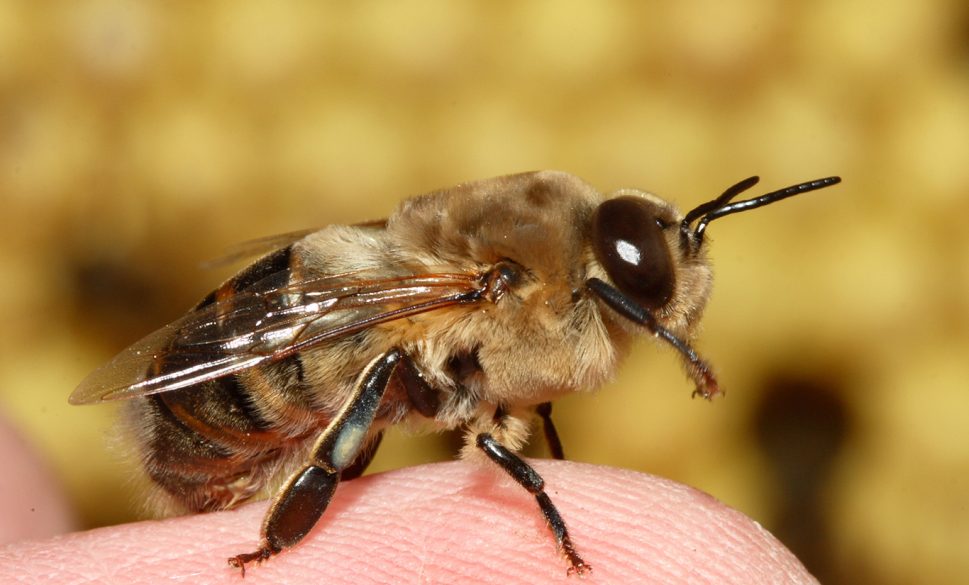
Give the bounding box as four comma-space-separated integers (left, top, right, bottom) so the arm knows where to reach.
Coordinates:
131, 247, 329, 512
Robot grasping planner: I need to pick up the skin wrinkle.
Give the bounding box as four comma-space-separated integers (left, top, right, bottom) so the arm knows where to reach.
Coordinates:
654, 498, 742, 581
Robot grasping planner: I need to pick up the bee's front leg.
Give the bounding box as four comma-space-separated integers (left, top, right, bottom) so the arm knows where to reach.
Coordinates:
228, 349, 408, 575
476, 432, 591, 576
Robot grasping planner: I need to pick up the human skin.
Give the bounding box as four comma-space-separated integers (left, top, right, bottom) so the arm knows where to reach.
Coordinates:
0, 415, 75, 545
0, 458, 818, 585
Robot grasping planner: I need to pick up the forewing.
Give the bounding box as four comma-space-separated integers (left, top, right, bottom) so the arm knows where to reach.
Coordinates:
70, 272, 481, 404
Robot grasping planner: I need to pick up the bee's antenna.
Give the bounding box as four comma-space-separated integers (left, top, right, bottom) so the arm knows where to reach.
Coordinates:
682, 176, 760, 228
684, 176, 842, 248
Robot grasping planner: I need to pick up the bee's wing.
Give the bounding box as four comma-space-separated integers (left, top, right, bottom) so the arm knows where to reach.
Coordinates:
199, 229, 318, 269
70, 272, 481, 404
202, 221, 387, 270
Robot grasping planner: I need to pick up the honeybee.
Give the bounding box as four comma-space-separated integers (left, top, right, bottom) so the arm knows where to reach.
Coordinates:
71, 171, 840, 576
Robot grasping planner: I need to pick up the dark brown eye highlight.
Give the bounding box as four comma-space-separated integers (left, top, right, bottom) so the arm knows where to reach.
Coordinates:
592, 196, 675, 310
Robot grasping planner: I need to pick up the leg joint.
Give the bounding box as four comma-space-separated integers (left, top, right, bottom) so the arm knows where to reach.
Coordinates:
477, 432, 544, 493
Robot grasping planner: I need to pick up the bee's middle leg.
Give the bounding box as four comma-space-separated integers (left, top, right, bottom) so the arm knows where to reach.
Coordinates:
535, 402, 565, 460
228, 348, 417, 574
476, 432, 590, 575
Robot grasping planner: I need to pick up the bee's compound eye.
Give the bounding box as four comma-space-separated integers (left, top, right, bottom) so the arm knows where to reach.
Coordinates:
592, 197, 675, 310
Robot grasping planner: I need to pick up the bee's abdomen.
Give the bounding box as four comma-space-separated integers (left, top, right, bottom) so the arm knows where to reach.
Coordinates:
157, 372, 279, 449
136, 358, 323, 512
136, 245, 322, 512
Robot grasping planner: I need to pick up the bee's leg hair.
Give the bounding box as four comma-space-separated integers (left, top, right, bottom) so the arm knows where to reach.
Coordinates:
535, 402, 565, 460
228, 348, 407, 575
476, 432, 591, 576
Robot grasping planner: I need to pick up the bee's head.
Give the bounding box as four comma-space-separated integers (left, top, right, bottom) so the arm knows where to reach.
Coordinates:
591, 175, 841, 315
588, 175, 841, 399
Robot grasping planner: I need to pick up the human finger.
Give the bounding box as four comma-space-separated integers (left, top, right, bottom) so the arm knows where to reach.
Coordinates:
0, 460, 816, 584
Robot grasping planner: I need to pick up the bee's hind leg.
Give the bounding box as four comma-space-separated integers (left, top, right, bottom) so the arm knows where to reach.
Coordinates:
339, 430, 384, 481
338, 352, 440, 482
228, 349, 411, 575
476, 432, 591, 576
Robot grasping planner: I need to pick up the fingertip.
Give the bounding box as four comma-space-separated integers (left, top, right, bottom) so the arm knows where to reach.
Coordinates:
0, 461, 817, 584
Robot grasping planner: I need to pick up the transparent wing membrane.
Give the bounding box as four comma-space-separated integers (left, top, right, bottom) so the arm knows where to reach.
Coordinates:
70, 272, 481, 404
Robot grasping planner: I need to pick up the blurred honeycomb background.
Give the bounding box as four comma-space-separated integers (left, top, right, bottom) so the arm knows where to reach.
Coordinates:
1, 1, 967, 583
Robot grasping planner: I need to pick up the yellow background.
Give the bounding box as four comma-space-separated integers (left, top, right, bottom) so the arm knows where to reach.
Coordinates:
1, 2, 967, 583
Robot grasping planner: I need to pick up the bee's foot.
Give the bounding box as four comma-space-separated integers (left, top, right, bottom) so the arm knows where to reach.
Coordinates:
228, 546, 274, 578
566, 556, 593, 577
